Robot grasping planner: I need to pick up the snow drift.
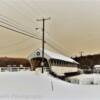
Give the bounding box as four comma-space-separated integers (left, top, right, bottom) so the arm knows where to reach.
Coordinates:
0, 71, 99, 100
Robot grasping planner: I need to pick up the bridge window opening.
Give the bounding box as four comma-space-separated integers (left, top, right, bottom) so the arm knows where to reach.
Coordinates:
49, 59, 75, 67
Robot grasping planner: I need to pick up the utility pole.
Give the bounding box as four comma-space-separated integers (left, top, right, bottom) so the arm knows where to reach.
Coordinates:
37, 17, 50, 73
80, 51, 84, 57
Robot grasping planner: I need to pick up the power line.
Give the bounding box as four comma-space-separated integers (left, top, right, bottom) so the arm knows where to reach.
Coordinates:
0, 18, 41, 39
45, 33, 69, 55
0, 1, 68, 56
46, 42, 66, 55
0, 0, 65, 56
0, 14, 42, 40
0, 1, 49, 41
12, 0, 36, 22
0, 23, 41, 40
1, 0, 33, 23
0, 0, 50, 34
22, 0, 40, 17
33, 0, 48, 16
0, 17, 67, 56
0, 14, 36, 35
0, 18, 67, 56
19, 0, 42, 32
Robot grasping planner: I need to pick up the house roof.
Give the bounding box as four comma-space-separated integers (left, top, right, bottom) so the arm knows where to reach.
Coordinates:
28, 48, 78, 64
94, 65, 100, 68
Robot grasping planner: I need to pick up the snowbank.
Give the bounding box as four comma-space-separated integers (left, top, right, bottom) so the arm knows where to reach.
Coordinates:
0, 71, 99, 100
66, 74, 100, 85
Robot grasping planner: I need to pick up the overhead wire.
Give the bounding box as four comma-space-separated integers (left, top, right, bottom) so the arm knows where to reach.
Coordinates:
21, 0, 41, 31
0, 23, 41, 40
0, 19, 66, 56
46, 42, 66, 56
12, 0, 37, 24
45, 32, 69, 55
0, 18, 41, 40
0, 0, 33, 23
0, 14, 36, 35
0, 15, 42, 51
24, 0, 65, 54
33, 0, 48, 16
0, 0, 67, 55
2, 1, 45, 39
0, 0, 41, 54
2, 0, 48, 37
0, 19, 42, 53
1, 0, 39, 34
22, 0, 41, 17
0, 17, 66, 55
0, 23, 66, 56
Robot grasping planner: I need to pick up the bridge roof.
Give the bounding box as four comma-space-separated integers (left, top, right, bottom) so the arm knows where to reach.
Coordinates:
28, 48, 78, 64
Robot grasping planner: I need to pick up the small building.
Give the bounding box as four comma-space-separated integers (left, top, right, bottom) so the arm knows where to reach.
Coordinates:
93, 65, 100, 73
28, 48, 79, 77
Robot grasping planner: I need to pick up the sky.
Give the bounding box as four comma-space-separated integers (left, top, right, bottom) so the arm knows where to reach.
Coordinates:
0, 0, 100, 57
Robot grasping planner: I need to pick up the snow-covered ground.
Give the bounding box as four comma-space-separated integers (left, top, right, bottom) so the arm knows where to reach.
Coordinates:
0, 71, 100, 100
66, 74, 100, 85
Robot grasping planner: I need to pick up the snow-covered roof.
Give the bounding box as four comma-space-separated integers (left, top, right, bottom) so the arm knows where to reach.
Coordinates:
94, 65, 100, 68
28, 48, 78, 64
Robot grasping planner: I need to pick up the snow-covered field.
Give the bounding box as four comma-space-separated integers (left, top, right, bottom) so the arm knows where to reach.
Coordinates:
0, 71, 100, 100
66, 74, 100, 85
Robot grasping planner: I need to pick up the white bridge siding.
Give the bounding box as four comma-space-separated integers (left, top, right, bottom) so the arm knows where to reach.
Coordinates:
51, 66, 78, 76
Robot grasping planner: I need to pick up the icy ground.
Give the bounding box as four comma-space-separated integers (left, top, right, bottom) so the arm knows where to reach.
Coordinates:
0, 71, 100, 100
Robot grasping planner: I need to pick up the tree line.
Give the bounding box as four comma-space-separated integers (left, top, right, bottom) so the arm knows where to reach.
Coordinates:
0, 57, 31, 67
74, 54, 100, 69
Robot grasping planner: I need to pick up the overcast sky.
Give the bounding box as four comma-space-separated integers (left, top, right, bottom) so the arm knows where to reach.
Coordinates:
0, 0, 100, 57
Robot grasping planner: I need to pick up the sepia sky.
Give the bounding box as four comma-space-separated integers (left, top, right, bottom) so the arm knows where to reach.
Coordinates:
0, 0, 100, 57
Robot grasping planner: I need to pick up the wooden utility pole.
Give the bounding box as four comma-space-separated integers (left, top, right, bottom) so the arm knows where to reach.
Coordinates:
80, 51, 84, 57
37, 17, 50, 73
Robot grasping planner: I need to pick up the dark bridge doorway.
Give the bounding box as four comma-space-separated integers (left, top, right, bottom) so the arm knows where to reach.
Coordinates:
31, 57, 49, 71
